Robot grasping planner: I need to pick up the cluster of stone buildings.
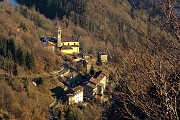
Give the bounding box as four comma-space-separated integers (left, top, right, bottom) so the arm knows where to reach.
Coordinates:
65, 71, 108, 105
41, 27, 109, 66
41, 27, 109, 104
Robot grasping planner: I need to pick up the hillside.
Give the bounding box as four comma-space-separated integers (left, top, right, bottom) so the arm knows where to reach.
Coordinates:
0, 0, 180, 119
0, 2, 64, 119
0, 2, 109, 119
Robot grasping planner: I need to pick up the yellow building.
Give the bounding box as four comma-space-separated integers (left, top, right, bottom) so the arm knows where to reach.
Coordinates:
57, 26, 79, 54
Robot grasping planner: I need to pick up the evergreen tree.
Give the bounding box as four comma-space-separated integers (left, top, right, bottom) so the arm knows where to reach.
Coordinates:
90, 64, 94, 76
64, 107, 71, 120
7, 49, 12, 59
17, 0, 87, 19
64, 107, 76, 120
11, 40, 16, 60
36, 77, 44, 85
20, 23, 27, 31
96, 52, 102, 66
16, 47, 24, 65
13, 64, 18, 76
0, 39, 7, 57
6, 39, 16, 60
130, 8, 137, 19
25, 52, 35, 70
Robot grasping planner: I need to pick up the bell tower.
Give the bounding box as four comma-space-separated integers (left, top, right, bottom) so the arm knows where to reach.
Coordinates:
57, 26, 62, 47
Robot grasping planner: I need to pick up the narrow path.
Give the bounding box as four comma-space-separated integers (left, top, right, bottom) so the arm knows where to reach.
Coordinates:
0, 63, 69, 81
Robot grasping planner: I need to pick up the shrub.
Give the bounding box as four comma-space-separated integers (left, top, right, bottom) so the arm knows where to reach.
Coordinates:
19, 23, 27, 31
36, 77, 44, 85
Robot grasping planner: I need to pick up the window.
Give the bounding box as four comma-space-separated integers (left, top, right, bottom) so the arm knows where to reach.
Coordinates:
59, 31, 61, 34
68, 43, 69, 45
74, 43, 76, 45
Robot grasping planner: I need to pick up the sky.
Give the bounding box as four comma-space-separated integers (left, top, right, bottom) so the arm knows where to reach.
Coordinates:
4, 0, 17, 8
11, 0, 17, 8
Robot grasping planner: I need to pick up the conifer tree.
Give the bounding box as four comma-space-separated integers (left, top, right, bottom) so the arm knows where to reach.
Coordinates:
25, 52, 35, 70
64, 107, 75, 120
90, 64, 94, 76
96, 52, 102, 66
7, 49, 12, 59
13, 64, 18, 76
9, 39, 16, 60
16, 47, 24, 65
0, 39, 6, 57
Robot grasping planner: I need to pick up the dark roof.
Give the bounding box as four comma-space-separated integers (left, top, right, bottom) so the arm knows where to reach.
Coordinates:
98, 52, 108, 55
100, 53, 108, 55
42, 41, 55, 46
41, 37, 57, 43
62, 38, 78, 42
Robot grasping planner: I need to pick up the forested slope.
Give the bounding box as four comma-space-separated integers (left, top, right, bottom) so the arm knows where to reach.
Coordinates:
0, 2, 63, 119
1, 0, 180, 119
0, 2, 109, 119
16, 0, 180, 119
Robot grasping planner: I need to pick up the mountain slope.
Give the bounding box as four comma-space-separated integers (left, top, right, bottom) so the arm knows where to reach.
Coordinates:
0, 0, 179, 119
15, 0, 180, 119
0, 2, 64, 119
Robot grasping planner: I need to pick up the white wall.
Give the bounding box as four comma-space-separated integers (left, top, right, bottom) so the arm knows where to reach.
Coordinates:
74, 91, 83, 103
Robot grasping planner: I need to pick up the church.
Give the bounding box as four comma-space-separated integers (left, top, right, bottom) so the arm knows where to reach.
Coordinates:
57, 27, 80, 54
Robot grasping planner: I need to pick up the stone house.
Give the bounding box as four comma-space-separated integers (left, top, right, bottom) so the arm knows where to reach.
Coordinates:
100, 53, 108, 63
67, 86, 83, 105
83, 71, 108, 99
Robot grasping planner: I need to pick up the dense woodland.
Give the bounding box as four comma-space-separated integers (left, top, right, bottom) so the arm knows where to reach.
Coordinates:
0, 0, 179, 119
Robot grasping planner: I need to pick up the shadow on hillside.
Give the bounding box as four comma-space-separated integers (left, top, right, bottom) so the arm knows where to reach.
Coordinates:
50, 86, 65, 99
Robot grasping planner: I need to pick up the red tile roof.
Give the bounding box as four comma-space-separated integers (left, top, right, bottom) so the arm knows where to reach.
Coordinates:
87, 83, 96, 89
101, 71, 109, 77
62, 38, 78, 42
87, 71, 107, 89
89, 77, 99, 84
96, 73, 105, 81
89, 72, 106, 84
72, 86, 83, 92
